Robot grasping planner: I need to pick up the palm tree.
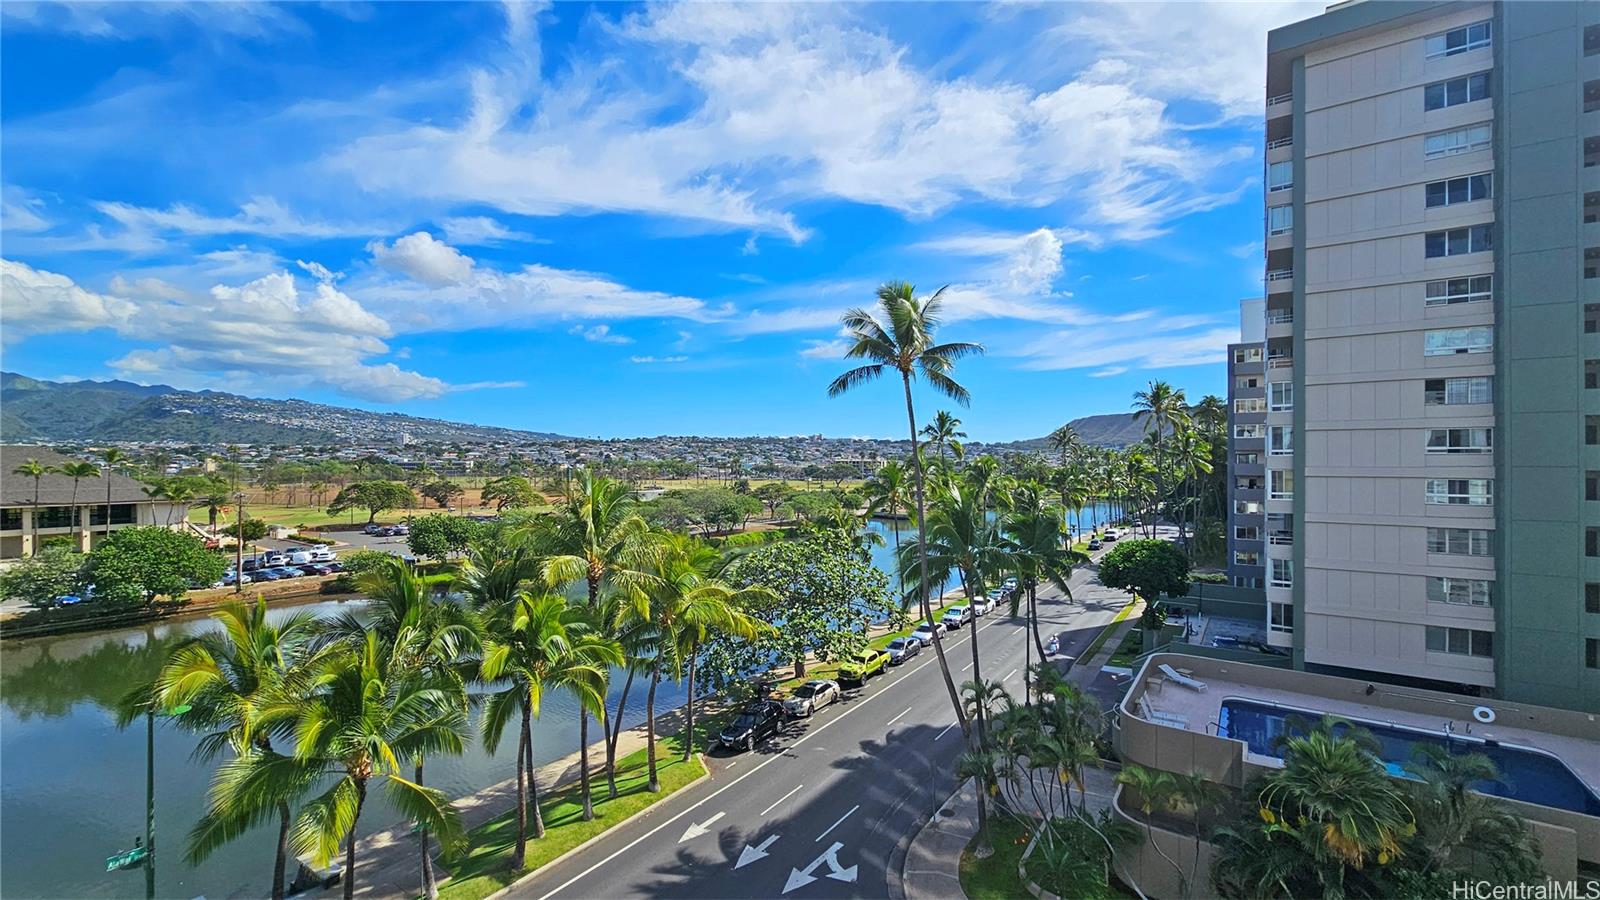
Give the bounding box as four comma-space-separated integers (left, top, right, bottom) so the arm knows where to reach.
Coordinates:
1166, 425, 1213, 556
862, 460, 910, 558
12, 458, 54, 555
1115, 764, 1188, 891
828, 280, 983, 734
163, 481, 196, 528
1002, 499, 1085, 681
1401, 745, 1541, 885
479, 591, 618, 865
540, 471, 658, 819
1048, 424, 1081, 461
1132, 380, 1189, 534
921, 410, 966, 468
57, 460, 101, 544
100, 447, 131, 539
132, 600, 325, 900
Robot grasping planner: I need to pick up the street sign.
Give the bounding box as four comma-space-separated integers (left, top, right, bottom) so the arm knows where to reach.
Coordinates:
106, 846, 148, 872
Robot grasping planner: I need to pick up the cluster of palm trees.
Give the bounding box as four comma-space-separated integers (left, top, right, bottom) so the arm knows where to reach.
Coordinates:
126, 472, 770, 900
11, 450, 128, 549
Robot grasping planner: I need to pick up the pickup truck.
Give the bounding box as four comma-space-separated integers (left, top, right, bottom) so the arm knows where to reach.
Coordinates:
837, 647, 889, 684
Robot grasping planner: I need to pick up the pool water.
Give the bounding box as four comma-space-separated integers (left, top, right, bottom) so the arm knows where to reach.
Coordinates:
1217, 698, 1600, 817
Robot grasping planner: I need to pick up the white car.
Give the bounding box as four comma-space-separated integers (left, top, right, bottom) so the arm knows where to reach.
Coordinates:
970, 597, 993, 616
307, 547, 336, 563
783, 680, 841, 717
941, 605, 973, 630
910, 621, 947, 646
287, 550, 314, 565
263, 551, 287, 566
1002, 577, 1019, 591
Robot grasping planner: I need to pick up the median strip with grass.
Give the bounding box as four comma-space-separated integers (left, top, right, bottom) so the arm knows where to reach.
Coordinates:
435, 730, 708, 900
1078, 598, 1139, 663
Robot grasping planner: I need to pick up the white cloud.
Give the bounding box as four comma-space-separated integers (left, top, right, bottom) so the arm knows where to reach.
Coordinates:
368, 231, 476, 287
438, 215, 538, 246
295, 259, 342, 282
1, 260, 458, 402
1, 186, 50, 232
1012, 322, 1235, 373
0, 1, 304, 39
568, 323, 633, 345
799, 338, 851, 360
741, 235, 759, 256
629, 355, 687, 365
94, 196, 384, 239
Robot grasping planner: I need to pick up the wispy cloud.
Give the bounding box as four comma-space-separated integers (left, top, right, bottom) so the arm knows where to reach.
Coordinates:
629, 355, 688, 365
569, 323, 633, 345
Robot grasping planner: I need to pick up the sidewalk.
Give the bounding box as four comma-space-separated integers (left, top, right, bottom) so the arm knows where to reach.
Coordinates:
1066, 603, 1143, 689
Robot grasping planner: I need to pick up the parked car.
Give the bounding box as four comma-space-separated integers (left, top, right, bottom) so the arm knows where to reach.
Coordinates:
1002, 577, 1018, 591
718, 701, 787, 752
324, 561, 344, 573
269, 566, 302, 579
941, 605, 972, 630
253, 568, 283, 581
971, 597, 993, 616
308, 547, 336, 563
364, 523, 383, 535
263, 552, 287, 566
55, 594, 83, 606
241, 559, 261, 573
391, 523, 410, 535
910, 621, 946, 646
838, 647, 889, 684
1087, 540, 1103, 551
219, 572, 253, 587
287, 551, 314, 566
784, 680, 841, 717
1102, 530, 1119, 542
886, 636, 921, 665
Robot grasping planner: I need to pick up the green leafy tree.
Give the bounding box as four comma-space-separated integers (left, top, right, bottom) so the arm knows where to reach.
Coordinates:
88, 526, 227, 607
480, 475, 539, 511
1097, 538, 1190, 613
827, 280, 983, 734
325, 481, 415, 523
406, 514, 482, 560
0, 543, 86, 607
752, 482, 793, 519
420, 479, 464, 511
222, 518, 270, 541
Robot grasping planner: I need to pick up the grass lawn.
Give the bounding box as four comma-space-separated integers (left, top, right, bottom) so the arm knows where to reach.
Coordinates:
1078, 600, 1139, 663
436, 730, 709, 900
1105, 626, 1147, 669
959, 816, 1034, 900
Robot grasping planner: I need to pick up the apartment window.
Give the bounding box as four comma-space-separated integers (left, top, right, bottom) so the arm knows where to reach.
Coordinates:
1235, 526, 1260, 542
1424, 326, 1493, 356
1425, 20, 1491, 58
1589, 416, 1600, 445
1235, 575, 1264, 589
1426, 626, 1493, 658
1587, 25, 1600, 57
1269, 425, 1293, 455
1587, 583, 1600, 614
1426, 478, 1493, 506
1587, 80, 1600, 114
1235, 397, 1267, 414
1586, 304, 1600, 333
1269, 601, 1294, 634
1424, 72, 1491, 111
1237, 476, 1262, 491
1426, 427, 1492, 454
1588, 247, 1600, 280
1425, 376, 1492, 405
35, 506, 74, 529
1427, 576, 1492, 607
1589, 639, 1600, 671
1236, 375, 1260, 389
1270, 469, 1294, 501
1588, 137, 1600, 169
1236, 451, 1260, 466
1270, 558, 1294, 588
1588, 360, 1599, 390
1268, 205, 1293, 235
1235, 551, 1260, 567
1589, 471, 1600, 502
1234, 346, 1263, 364
1588, 527, 1600, 558
1427, 527, 1491, 556
1235, 424, 1265, 440
87, 504, 137, 526
0, 509, 21, 531
1424, 123, 1492, 159
1586, 194, 1600, 226
1425, 174, 1492, 208
1424, 225, 1493, 258
1236, 500, 1263, 516
1425, 275, 1492, 307
1267, 161, 1293, 193
1269, 382, 1294, 411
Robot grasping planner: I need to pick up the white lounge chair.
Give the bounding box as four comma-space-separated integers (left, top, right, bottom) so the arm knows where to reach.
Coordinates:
1150, 710, 1190, 729
1159, 663, 1208, 693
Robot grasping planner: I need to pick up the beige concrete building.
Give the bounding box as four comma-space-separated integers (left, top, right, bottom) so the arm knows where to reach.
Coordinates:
0, 446, 191, 561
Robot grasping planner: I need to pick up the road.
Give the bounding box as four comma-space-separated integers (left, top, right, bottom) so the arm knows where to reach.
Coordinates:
504, 558, 1134, 900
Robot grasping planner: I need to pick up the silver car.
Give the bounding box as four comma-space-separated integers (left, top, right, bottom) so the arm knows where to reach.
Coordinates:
783, 679, 841, 717
886, 636, 921, 665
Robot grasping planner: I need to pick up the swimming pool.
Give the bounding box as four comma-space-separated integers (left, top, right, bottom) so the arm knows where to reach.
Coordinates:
1216, 698, 1600, 817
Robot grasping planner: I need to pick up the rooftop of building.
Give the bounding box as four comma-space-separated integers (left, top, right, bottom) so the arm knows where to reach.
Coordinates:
0, 445, 162, 508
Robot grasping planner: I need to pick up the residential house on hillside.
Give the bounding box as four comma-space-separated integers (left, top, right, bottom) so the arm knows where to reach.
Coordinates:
0, 445, 191, 561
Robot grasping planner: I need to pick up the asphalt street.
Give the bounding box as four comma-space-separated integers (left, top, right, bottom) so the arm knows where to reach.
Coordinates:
505, 557, 1134, 900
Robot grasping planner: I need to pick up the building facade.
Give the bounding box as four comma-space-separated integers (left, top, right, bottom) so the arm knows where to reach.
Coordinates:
0, 446, 190, 561
1226, 299, 1269, 592
1265, 0, 1600, 711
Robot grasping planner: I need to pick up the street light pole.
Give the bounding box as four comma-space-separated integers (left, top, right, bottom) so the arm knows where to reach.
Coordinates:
145, 709, 155, 900
234, 492, 245, 595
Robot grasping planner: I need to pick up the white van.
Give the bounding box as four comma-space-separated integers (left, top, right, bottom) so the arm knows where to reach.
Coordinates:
287, 550, 314, 566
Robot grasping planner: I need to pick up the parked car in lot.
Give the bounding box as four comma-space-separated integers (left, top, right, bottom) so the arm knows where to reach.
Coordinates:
269, 566, 302, 579
287, 550, 314, 566
364, 523, 383, 535
970, 597, 993, 616
253, 568, 283, 581
718, 701, 787, 752
838, 647, 889, 683
1087, 539, 1102, 551
299, 563, 333, 576
263, 552, 288, 566
910, 621, 946, 646
391, 523, 409, 535
784, 680, 841, 717
886, 636, 922, 665
941, 605, 972, 630
218, 572, 253, 587
1002, 577, 1018, 591
308, 547, 336, 563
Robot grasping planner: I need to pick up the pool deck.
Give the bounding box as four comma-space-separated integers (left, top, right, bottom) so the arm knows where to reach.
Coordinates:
1136, 668, 1600, 795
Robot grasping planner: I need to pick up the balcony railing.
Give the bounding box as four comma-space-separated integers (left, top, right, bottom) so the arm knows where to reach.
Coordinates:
1266, 268, 1294, 282
1265, 310, 1294, 324
1267, 91, 1294, 107
1267, 358, 1293, 371
1268, 531, 1294, 546
1266, 136, 1294, 150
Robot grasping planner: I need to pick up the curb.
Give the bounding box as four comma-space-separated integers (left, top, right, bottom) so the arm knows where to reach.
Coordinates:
477, 752, 711, 900
893, 778, 974, 900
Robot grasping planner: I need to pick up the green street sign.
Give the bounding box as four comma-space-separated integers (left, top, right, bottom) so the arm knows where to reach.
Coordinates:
106, 846, 148, 872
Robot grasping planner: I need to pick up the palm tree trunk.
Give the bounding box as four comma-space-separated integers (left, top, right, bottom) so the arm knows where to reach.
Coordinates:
682, 640, 698, 762
579, 708, 595, 821
1029, 586, 1048, 670
416, 760, 437, 899
646, 662, 661, 792
272, 801, 290, 900
514, 704, 529, 867
106, 475, 115, 542
902, 374, 969, 736
606, 668, 635, 798
526, 706, 545, 839
342, 779, 367, 900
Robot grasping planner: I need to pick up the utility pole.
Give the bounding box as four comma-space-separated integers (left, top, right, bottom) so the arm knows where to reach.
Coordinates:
144, 709, 155, 900
234, 492, 245, 595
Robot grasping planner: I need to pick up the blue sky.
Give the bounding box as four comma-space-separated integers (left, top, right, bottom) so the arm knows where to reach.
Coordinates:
0, 1, 1320, 442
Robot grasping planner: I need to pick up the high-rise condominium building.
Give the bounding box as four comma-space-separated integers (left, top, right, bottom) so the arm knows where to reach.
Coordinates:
1262, 0, 1599, 712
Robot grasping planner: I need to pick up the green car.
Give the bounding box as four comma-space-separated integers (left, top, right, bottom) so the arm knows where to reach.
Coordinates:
838, 647, 889, 684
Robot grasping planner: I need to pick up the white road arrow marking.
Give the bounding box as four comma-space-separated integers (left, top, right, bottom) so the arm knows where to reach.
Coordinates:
677, 811, 725, 843
783, 842, 857, 894
735, 834, 779, 869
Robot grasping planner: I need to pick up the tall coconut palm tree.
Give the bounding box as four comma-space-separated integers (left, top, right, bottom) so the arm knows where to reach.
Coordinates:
12, 458, 54, 555
130, 600, 326, 900
1002, 500, 1085, 680
1167, 425, 1213, 555
827, 280, 983, 734
479, 591, 618, 865
56, 460, 101, 544
1132, 380, 1189, 533
100, 447, 131, 539
540, 471, 658, 819
862, 459, 910, 557
921, 410, 966, 468
1048, 424, 1081, 462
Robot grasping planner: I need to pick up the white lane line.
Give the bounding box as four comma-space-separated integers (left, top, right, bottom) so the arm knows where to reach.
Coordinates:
760, 783, 804, 817
935, 722, 957, 741
1005, 667, 1018, 682
886, 706, 913, 727
961, 660, 974, 672
815, 805, 860, 842
532, 625, 987, 900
